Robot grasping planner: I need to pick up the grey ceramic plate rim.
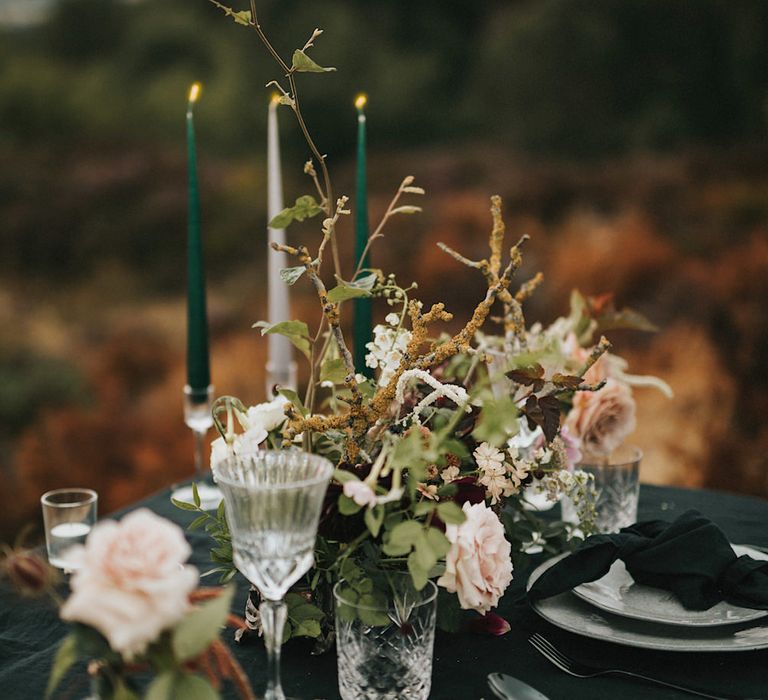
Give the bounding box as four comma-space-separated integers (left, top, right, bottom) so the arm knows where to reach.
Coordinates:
527, 552, 768, 652
571, 544, 768, 627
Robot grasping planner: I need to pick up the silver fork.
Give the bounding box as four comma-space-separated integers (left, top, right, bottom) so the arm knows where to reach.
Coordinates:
528, 633, 762, 700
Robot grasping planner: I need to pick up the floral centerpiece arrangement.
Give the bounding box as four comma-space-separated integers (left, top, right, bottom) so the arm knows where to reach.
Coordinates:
179, 0, 672, 651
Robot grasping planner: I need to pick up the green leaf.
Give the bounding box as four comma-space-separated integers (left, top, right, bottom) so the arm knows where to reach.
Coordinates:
210, 3, 252, 28
254, 320, 311, 359
113, 679, 141, 700
291, 49, 336, 73
436, 501, 465, 525
255, 319, 310, 339
146, 671, 219, 700
269, 195, 324, 229
472, 395, 519, 448
382, 540, 412, 557
388, 520, 422, 548
351, 272, 378, 290
279, 266, 306, 285
171, 586, 235, 662
285, 594, 324, 638
46, 634, 78, 699
276, 386, 308, 416
188, 514, 209, 531
232, 10, 251, 26
292, 618, 322, 637
286, 593, 325, 621
413, 532, 438, 571
191, 482, 201, 508
364, 505, 384, 538
357, 593, 391, 626
425, 527, 452, 557
320, 357, 348, 384
171, 498, 199, 511
326, 273, 378, 303
414, 501, 437, 516
338, 494, 362, 515
407, 551, 429, 591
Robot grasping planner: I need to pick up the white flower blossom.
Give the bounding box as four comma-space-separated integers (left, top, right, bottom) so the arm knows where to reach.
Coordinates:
507, 459, 531, 488
210, 397, 289, 471
473, 442, 505, 475
417, 483, 439, 500
478, 471, 516, 504
365, 323, 412, 386
441, 465, 460, 483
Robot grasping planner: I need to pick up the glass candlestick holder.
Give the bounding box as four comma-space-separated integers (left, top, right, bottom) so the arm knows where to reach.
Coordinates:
170, 384, 223, 511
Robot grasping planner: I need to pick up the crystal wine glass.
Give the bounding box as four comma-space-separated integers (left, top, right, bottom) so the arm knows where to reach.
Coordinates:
215, 448, 333, 700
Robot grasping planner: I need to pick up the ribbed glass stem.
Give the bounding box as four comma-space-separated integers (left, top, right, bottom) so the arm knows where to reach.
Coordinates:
260, 599, 287, 700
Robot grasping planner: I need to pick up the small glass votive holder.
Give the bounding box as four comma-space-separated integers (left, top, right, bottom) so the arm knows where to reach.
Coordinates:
334, 574, 437, 700
41, 488, 97, 570
561, 445, 642, 533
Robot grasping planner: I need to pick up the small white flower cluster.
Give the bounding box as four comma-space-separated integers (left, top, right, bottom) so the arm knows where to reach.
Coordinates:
473, 442, 532, 505
365, 314, 412, 387
539, 468, 594, 504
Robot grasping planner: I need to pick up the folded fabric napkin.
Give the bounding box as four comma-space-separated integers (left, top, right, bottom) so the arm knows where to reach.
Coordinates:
528, 509, 768, 610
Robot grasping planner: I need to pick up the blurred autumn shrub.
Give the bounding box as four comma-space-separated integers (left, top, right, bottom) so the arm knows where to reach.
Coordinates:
1, 0, 768, 538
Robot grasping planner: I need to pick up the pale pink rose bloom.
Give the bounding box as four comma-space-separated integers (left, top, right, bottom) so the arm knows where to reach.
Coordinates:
61, 509, 198, 659
438, 501, 513, 614
565, 378, 636, 457
559, 425, 583, 470
343, 480, 377, 508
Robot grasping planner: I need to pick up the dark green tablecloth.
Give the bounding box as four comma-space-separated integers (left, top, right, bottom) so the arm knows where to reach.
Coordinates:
2, 484, 768, 700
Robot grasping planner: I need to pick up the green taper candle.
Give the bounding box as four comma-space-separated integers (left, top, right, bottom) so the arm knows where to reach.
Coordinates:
185, 82, 211, 399
353, 94, 374, 377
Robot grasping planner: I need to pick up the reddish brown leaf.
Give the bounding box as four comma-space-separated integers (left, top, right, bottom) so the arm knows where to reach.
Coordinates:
522, 395, 562, 443
506, 364, 545, 392
552, 373, 583, 390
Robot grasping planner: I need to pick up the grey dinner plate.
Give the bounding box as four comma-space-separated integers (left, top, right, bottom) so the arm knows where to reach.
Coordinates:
572, 544, 768, 627
527, 553, 768, 652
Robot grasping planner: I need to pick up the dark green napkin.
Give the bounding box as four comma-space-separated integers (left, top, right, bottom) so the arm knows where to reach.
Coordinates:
528, 509, 768, 610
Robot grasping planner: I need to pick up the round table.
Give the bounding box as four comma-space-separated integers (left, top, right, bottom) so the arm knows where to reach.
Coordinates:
1, 483, 766, 699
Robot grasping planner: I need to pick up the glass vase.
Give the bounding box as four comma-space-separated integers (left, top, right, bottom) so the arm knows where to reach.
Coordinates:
562, 444, 642, 533
334, 574, 437, 700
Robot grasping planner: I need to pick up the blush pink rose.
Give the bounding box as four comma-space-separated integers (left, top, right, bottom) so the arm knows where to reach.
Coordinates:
60, 509, 198, 659
566, 378, 636, 457
437, 501, 513, 614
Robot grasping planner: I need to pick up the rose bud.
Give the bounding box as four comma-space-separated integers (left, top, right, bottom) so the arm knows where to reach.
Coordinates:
4, 549, 56, 597
466, 612, 511, 636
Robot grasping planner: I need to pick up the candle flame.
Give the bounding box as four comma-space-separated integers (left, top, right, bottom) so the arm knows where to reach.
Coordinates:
270, 93, 281, 106
355, 94, 368, 110
188, 82, 202, 104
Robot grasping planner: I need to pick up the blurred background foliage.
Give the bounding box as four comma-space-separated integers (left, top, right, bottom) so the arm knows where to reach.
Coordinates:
1, 0, 768, 538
